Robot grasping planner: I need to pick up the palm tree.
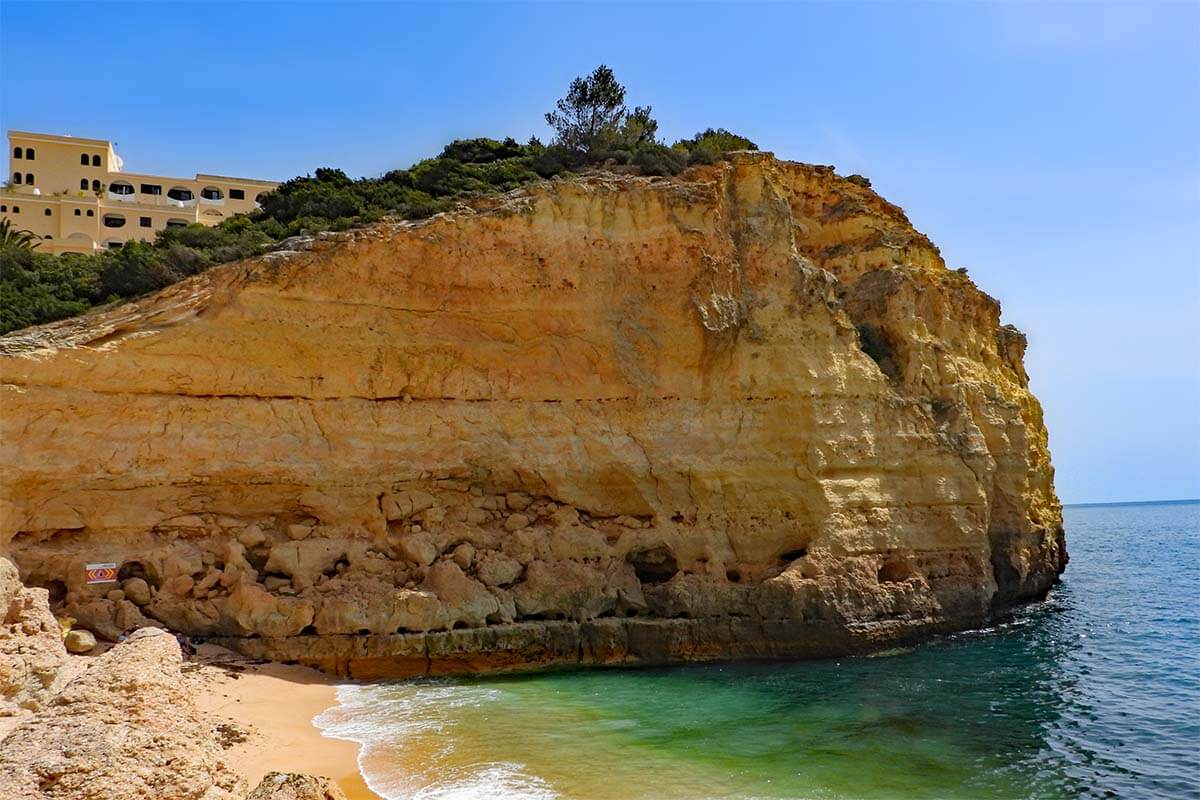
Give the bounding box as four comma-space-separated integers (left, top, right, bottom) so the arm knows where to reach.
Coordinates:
0, 218, 41, 250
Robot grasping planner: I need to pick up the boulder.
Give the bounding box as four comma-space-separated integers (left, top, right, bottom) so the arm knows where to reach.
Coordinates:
248, 772, 348, 800
0, 627, 245, 799
422, 561, 499, 628
64, 628, 97, 654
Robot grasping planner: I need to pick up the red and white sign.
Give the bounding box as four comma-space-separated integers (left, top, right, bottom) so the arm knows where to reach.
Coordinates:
85, 563, 119, 584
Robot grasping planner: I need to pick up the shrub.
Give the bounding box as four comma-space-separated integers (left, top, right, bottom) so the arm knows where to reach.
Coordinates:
438, 137, 525, 164
633, 144, 687, 176
672, 126, 753, 159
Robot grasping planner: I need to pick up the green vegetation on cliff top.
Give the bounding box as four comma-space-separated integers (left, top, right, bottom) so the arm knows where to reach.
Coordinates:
0, 66, 757, 335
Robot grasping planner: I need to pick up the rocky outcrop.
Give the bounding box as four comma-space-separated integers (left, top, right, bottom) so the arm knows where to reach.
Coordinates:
0, 627, 245, 799
0, 555, 67, 713
0, 153, 1066, 677
247, 773, 348, 800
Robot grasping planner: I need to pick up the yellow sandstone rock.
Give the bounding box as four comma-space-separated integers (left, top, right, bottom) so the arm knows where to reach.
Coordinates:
0, 153, 1065, 677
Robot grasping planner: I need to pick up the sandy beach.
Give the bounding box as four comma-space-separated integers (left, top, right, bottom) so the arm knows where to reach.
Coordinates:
185, 644, 380, 800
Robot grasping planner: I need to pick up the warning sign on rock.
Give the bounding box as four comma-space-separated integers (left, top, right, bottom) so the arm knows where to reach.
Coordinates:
85, 563, 119, 584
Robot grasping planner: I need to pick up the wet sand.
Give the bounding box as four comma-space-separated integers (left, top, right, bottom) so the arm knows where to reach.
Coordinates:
187, 644, 380, 800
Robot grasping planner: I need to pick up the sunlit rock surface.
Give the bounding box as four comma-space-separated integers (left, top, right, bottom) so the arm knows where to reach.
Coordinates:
0, 153, 1065, 677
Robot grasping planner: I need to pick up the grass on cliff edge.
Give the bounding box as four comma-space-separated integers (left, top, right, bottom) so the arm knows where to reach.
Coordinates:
0, 130, 757, 336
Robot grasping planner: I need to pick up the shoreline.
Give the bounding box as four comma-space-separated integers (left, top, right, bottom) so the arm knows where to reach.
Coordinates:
185, 643, 381, 800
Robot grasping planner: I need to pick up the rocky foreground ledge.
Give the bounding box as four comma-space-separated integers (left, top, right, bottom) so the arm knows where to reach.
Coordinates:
0, 153, 1065, 679
0, 626, 346, 800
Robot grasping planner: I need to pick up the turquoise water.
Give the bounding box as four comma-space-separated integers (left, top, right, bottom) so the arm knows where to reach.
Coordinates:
316, 502, 1200, 799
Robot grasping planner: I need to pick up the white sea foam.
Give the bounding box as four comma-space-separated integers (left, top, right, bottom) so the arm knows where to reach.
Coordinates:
314, 681, 552, 800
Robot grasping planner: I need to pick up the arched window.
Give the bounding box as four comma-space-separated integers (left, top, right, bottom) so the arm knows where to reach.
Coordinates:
12, 173, 21, 185
44, 208, 51, 216
91, 155, 101, 167
200, 186, 224, 201
108, 180, 135, 200
80, 179, 88, 190
86, 210, 94, 217
0, 205, 6, 212
80, 154, 89, 166
91, 179, 101, 192
24, 173, 33, 184
166, 218, 189, 228
102, 213, 126, 228
25, 148, 34, 160
12, 147, 22, 159
12, 206, 19, 213
74, 209, 81, 216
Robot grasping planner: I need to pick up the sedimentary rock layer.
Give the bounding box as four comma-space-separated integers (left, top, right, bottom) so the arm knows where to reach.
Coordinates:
0, 153, 1066, 676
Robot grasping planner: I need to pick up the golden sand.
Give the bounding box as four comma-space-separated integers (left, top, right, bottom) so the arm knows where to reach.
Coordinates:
188, 644, 380, 800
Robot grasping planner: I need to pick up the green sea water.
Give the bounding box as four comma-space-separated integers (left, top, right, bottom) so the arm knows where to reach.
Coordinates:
316, 502, 1200, 799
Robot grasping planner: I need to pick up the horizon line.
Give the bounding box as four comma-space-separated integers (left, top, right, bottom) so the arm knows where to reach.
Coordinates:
1063, 498, 1199, 508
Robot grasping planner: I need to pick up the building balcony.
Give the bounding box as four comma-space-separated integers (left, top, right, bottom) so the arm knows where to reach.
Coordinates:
199, 186, 225, 206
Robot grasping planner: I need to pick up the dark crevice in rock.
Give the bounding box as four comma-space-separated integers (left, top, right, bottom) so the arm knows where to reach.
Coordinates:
628, 547, 678, 585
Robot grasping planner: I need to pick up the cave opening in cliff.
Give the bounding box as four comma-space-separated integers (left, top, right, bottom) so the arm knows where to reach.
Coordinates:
44, 579, 67, 604
117, 560, 155, 588
628, 547, 678, 584
779, 547, 808, 564
878, 556, 917, 583
855, 323, 898, 379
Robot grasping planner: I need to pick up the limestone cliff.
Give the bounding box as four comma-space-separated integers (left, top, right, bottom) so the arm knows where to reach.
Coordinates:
0, 153, 1065, 677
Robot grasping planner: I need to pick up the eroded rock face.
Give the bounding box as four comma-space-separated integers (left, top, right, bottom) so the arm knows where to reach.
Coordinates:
0, 627, 245, 799
0, 154, 1066, 676
0, 555, 67, 713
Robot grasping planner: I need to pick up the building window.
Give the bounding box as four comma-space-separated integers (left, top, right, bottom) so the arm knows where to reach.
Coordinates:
167, 187, 194, 202
80, 179, 88, 190
44, 208, 52, 216
86, 210, 94, 217
12, 173, 21, 184
105, 240, 123, 249
200, 186, 223, 201
25, 148, 34, 160
229, 188, 245, 200
12, 207, 19, 213
25, 173, 34, 184
0, 205, 6, 212
102, 213, 126, 228
91, 180, 101, 192
140, 216, 152, 227
12, 147, 22, 159
109, 181, 135, 197
140, 184, 162, 196
74, 209, 81, 216
91, 155, 101, 167
166, 218, 188, 228
44, 235, 52, 240
81, 154, 90, 166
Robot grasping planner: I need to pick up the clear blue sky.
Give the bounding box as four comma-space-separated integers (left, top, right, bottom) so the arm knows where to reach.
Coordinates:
2, 2, 1197, 504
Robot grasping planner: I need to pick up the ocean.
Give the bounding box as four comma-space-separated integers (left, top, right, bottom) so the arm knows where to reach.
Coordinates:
315, 501, 1200, 800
